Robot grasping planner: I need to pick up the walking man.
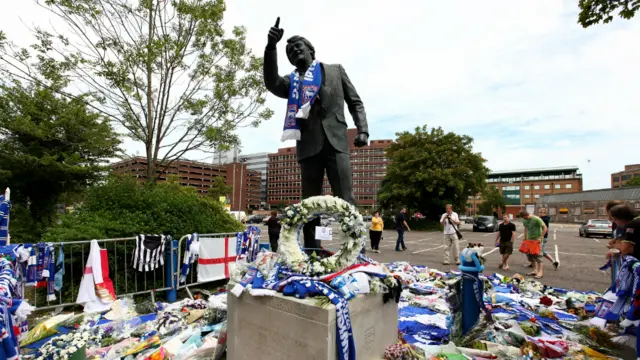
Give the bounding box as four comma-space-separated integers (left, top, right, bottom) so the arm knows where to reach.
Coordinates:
537, 208, 559, 270
395, 207, 410, 251
440, 204, 461, 265
496, 214, 516, 270
519, 210, 547, 279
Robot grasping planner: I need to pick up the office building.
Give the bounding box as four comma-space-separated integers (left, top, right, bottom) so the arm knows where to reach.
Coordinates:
267, 129, 392, 209
611, 164, 640, 188
212, 146, 241, 165
467, 166, 583, 217
111, 157, 261, 210
537, 186, 640, 223
242, 152, 269, 208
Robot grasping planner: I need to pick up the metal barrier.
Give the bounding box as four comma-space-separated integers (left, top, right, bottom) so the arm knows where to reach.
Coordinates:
30, 237, 177, 311
176, 232, 239, 299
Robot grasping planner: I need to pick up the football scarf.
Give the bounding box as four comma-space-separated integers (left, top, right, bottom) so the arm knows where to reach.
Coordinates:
281, 60, 322, 141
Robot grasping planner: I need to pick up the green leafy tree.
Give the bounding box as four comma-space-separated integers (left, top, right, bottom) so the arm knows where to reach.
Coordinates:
578, 0, 639, 27
377, 125, 489, 219
0, 0, 273, 181
0, 81, 120, 242
207, 176, 232, 200
624, 176, 640, 187
42, 175, 242, 303
478, 187, 506, 216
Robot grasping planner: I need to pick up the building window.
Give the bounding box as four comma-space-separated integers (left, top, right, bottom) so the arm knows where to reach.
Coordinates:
622, 175, 632, 181
598, 207, 607, 216
544, 184, 551, 190
635, 203, 640, 210
565, 184, 572, 189
524, 194, 530, 199
613, 177, 620, 182
524, 185, 530, 190
554, 184, 561, 189
548, 207, 557, 216
534, 194, 540, 199
534, 185, 540, 190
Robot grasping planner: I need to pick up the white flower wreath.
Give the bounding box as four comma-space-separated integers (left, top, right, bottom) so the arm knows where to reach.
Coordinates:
277, 195, 366, 276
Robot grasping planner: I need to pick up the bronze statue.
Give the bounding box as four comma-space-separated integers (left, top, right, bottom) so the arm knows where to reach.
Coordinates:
264, 18, 369, 252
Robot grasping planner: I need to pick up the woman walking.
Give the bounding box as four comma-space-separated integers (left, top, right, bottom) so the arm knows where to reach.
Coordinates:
370, 212, 383, 253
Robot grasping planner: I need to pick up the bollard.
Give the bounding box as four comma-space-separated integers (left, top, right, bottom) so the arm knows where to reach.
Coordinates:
166, 239, 178, 303
458, 246, 486, 335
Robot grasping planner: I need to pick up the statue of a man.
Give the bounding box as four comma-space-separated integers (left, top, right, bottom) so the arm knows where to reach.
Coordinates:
264, 18, 369, 252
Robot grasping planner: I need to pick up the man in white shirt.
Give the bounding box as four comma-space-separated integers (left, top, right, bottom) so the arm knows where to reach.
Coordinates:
440, 204, 461, 265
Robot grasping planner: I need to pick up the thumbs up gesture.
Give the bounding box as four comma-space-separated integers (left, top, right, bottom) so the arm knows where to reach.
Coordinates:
267, 17, 284, 48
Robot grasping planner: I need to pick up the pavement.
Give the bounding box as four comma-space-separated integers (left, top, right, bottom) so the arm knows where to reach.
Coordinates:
252, 222, 610, 293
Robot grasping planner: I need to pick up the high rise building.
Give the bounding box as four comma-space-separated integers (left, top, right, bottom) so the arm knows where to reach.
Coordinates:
267, 129, 392, 209
110, 157, 261, 210
242, 152, 269, 208
211, 146, 241, 165
611, 164, 640, 188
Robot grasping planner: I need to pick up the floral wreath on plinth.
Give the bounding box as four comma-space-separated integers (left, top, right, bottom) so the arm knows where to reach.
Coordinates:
277, 195, 366, 276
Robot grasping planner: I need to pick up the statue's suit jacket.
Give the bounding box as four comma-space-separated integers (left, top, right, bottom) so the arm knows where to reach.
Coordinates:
263, 48, 369, 162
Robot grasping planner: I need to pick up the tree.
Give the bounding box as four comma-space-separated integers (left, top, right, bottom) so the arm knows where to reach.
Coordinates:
624, 176, 640, 187
0, 81, 120, 242
207, 176, 232, 200
478, 187, 506, 216
578, 0, 639, 27
377, 125, 489, 219
0, 0, 272, 181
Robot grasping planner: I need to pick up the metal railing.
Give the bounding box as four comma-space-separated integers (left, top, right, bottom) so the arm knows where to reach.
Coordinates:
30, 237, 177, 311
176, 232, 239, 299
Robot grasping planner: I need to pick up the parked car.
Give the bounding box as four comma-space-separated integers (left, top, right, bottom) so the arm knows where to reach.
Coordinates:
473, 215, 499, 232
579, 219, 613, 238
228, 211, 247, 224
247, 214, 266, 224
459, 215, 473, 224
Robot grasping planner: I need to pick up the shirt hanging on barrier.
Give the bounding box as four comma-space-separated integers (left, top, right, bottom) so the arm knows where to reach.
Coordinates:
132, 234, 168, 272
197, 236, 238, 282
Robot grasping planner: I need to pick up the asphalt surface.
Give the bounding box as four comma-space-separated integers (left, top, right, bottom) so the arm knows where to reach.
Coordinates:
254, 221, 611, 293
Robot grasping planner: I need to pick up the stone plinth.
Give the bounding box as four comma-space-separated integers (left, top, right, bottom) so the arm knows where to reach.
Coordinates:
227, 287, 398, 360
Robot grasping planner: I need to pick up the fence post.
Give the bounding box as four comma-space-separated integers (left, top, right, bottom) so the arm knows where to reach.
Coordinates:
166, 239, 178, 302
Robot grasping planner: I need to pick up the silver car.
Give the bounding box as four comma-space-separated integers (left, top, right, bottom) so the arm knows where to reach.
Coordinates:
579, 219, 613, 238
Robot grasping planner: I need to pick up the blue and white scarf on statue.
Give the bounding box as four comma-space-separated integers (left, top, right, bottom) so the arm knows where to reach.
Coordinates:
281, 60, 322, 142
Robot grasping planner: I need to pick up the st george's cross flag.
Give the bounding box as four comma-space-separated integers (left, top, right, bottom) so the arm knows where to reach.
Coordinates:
197, 236, 237, 282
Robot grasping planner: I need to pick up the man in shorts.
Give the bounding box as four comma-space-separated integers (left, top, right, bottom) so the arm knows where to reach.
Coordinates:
538, 208, 559, 270
520, 210, 547, 279
495, 214, 516, 270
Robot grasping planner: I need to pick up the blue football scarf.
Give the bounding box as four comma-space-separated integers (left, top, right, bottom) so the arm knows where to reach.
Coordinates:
180, 233, 199, 283
281, 60, 322, 142
53, 247, 65, 292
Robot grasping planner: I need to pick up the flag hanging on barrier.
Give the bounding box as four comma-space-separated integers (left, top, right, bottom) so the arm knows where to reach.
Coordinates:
197, 236, 238, 282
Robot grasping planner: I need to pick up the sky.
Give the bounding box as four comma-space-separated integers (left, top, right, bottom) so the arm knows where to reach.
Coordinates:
3, 1, 639, 190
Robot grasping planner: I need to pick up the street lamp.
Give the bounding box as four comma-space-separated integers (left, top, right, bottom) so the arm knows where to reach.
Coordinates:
238, 158, 247, 211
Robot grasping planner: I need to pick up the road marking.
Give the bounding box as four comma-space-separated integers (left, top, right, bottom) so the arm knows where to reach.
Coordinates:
557, 251, 602, 258
483, 233, 494, 237
592, 238, 600, 243
412, 245, 444, 254
482, 247, 500, 257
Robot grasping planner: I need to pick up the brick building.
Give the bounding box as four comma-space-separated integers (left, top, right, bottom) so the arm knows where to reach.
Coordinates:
267, 129, 392, 209
111, 157, 262, 210
467, 166, 583, 217
611, 164, 640, 188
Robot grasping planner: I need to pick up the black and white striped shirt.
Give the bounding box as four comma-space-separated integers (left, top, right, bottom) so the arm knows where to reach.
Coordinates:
132, 234, 168, 272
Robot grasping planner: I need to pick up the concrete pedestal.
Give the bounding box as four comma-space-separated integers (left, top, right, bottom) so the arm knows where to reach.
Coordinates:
227, 288, 398, 360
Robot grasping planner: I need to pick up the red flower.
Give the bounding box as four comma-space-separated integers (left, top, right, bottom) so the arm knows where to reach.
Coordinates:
540, 296, 553, 306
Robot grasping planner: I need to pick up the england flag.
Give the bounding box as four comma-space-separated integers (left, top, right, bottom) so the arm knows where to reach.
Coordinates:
197, 236, 238, 282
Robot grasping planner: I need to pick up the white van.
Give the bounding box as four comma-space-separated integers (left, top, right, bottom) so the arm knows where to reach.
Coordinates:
228, 211, 248, 224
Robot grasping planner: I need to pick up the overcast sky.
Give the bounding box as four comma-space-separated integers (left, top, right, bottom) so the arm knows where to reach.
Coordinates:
3, 1, 639, 190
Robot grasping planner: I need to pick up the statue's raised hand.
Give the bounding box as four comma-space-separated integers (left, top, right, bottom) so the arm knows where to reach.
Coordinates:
267, 17, 284, 48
